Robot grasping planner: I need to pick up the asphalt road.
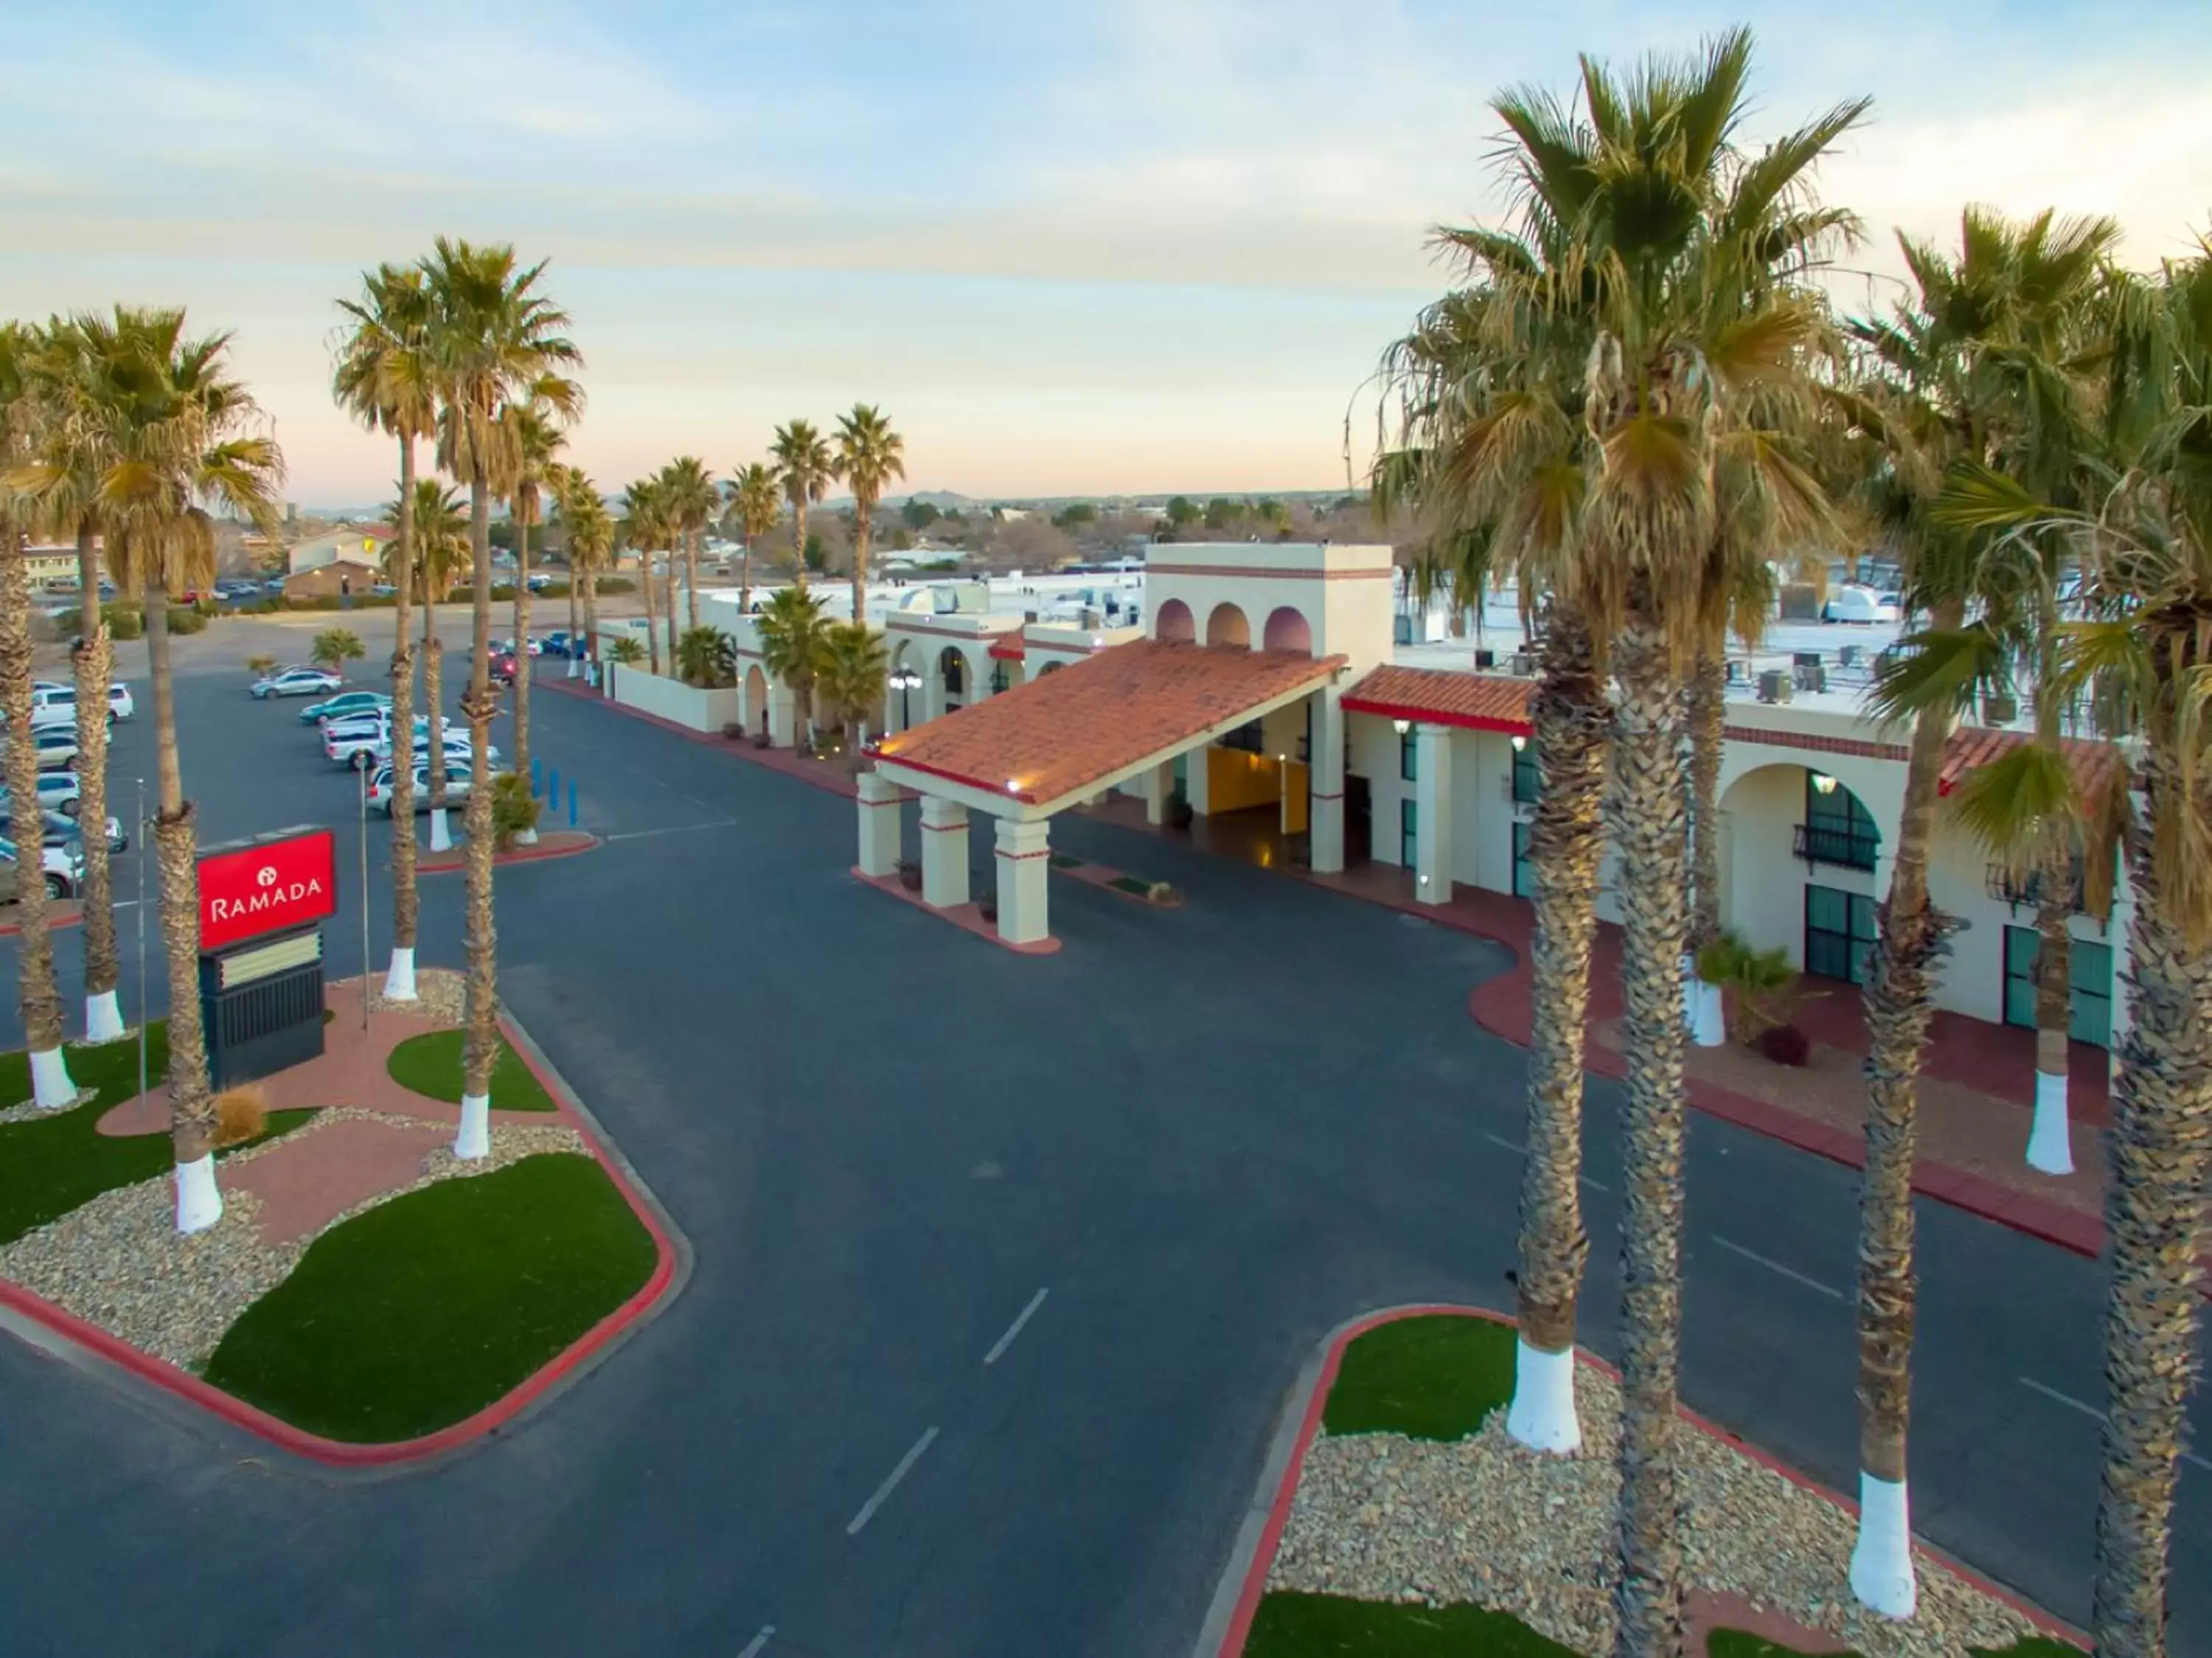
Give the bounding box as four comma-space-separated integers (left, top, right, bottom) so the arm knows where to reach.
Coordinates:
0, 631, 2204, 1657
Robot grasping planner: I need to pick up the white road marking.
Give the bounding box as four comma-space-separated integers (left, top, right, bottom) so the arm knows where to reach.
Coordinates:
1580, 1173, 1611, 1194
2019, 1376, 2212, 1472
846, 1426, 939, 1535
601, 819, 739, 843
1711, 1235, 1845, 1301
736, 1626, 775, 1658
984, 1288, 1049, 1365
1485, 1131, 1607, 1192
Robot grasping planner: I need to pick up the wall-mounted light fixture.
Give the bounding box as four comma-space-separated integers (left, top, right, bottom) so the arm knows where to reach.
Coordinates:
1811, 771, 1839, 795
1393, 718, 1411, 735
1511, 735, 1528, 752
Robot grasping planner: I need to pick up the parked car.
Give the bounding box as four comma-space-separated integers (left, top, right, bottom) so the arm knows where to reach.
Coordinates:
526, 573, 551, 592
4, 728, 84, 771
261, 577, 288, 594
540, 631, 579, 658
324, 712, 455, 769
489, 652, 518, 687
375, 731, 497, 769
492, 637, 545, 658
0, 833, 83, 900
0, 804, 124, 855
1822, 584, 1902, 625
299, 690, 392, 726
366, 758, 479, 815
0, 774, 83, 819
107, 683, 133, 721
251, 667, 342, 700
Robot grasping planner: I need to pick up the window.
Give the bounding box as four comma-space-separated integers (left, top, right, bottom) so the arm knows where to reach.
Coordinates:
1400, 731, 1419, 782
1512, 821, 1536, 898
2003, 926, 2114, 1049
1400, 798, 1418, 867
1798, 776, 1879, 871
989, 661, 1010, 694
1512, 740, 1540, 805
1804, 884, 1877, 984
1221, 718, 1263, 755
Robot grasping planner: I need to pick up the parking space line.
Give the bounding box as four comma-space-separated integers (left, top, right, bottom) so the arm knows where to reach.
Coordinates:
846, 1426, 939, 1535
1485, 1131, 1607, 1193
1711, 1235, 1844, 1301
2019, 1376, 2212, 1472
983, 1288, 1049, 1365
602, 819, 739, 843
736, 1626, 775, 1657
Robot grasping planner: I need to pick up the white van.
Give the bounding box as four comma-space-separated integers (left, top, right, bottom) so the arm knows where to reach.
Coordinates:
1823, 585, 1901, 625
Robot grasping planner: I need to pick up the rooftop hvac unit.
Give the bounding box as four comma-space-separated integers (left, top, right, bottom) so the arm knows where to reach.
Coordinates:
1509, 652, 1533, 676
1474, 648, 1496, 669
1793, 663, 1826, 693
1758, 669, 1793, 704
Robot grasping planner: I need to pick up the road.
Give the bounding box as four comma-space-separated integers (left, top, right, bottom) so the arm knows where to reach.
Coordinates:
0, 625, 2203, 1656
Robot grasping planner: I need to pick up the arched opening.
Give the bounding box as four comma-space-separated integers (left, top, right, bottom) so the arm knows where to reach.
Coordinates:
1206, 602, 1251, 648
1262, 606, 1312, 653
939, 645, 969, 712
1155, 597, 1194, 643
744, 663, 768, 735
1714, 761, 1886, 987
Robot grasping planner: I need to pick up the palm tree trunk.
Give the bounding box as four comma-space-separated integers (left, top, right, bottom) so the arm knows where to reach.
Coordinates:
663, 549, 678, 671
852, 500, 870, 624
144, 580, 219, 1232
386, 437, 420, 999
686, 527, 700, 634
2092, 739, 2212, 1658
642, 547, 661, 677
2028, 849, 2075, 1173
1506, 607, 1606, 1454
1846, 646, 1958, 1620
740, 538, 753, 614
582, 566, 599, 687
72, 521, 122, 1043
1683, 648, 1726, 1046
456, 468, 498, 1160
4, 541, 74, 1106
511, 502, 535, 840
423, 592, 450, 852
794, 501, 810, 593
1607, 608, 1691, 1658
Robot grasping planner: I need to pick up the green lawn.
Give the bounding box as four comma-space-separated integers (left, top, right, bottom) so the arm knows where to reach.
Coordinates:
1323, 1315, 1518, 1441
385, 1027, 556, 1111
1708, 1633, 2076, 1657
203, 1152, 657, 1442
1246, 1593, 1577, 1657
1107, 873, 1154, 896
0, 1026, 315, 1245
1048, 853, 1084, 870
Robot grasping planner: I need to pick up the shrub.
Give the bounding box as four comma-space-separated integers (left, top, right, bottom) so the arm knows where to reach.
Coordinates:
51, 608, 82, 634
246, 654, 279, 678
895, 859, 922, 891
1696, 931, 1800, 1045
1147, 881, 1181, 905
752, 728, 773, 749
976, 891, 998, 923
595, 577, 636, 595
212, 1083, 269, 1148
605, 637, 645, 665
1752, 1024, 1812, 1067
721, 721, 745, 740
490, 773, 540, 849
311, 628, 366, 676
1168, 798, 1194, 830
676, 625, 737, 688
109, 608, 142, 640
164, 606, 207, 636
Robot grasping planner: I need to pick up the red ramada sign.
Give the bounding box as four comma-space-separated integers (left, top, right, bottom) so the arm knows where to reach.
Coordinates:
198, 828, 336, 951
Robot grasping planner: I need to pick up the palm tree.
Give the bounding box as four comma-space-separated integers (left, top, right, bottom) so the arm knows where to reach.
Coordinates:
0, 322, 78, 1107
11, 313, 131, 1043
1840, 208, 2120, 1617
386, 479, 467, 849
770, 419, 838, 592
755, 583, 830, 749
423, 236, 580, 1162
86, 310, 283, 1232
500, 396, 568, 836
815, 620, 889, 770
333, 261, 438, 1001
727, 461, 779, 612
659, 455, 717, 635
835, 405, 905, 622
619, 476, 667, 676
554, 466, 611, 679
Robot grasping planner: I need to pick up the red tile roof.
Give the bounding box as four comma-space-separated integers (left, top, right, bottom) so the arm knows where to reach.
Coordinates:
872, 639, 1343, 807
1938, 726, 2125, 799
1341, 666, 1535, 734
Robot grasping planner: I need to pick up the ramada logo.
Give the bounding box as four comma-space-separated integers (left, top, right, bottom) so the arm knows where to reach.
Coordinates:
210, 867, 326, 927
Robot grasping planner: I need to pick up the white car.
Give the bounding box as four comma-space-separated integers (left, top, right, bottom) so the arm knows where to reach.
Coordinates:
251, 667, 342, 700
324, 713, 453, 768
0, 833, 82, 900
107, 683, 133, 721
0, 774, 83, 819
366, 758, 480, 815
379, 732, 498, 769
1823, 584, 1901, 625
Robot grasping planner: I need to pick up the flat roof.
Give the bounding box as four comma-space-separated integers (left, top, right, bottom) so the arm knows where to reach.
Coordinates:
872, 639, 1342, 808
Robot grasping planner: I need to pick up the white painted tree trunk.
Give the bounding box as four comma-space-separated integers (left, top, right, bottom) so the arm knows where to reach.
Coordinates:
1686, 974, 1726, 1047
2025, 1071, 2073, 1173
1848, 1471, 1918, 1619
428, 807, 453, 852
28, 1045, 78, 1109
383, 946, 418, 1002
1504, 1339, 1582, 1454
566, 656, 580, 679
175, 1154, 223, 1234
515, 825, 539, 845
83, 988, 126, 1044
456, 1092, 490, 1159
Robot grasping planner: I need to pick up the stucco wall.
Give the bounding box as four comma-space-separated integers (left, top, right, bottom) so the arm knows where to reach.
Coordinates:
608, 666, 738, 732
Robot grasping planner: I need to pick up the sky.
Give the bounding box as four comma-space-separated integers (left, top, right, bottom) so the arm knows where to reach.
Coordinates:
4, 0, 2207, 508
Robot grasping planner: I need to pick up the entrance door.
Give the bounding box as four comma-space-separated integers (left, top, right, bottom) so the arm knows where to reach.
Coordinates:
1345, 774, 1372, 862
1804, 884, 1877, 984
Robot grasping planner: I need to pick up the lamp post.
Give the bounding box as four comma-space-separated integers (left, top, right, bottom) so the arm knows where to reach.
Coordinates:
891, 667, 920, 731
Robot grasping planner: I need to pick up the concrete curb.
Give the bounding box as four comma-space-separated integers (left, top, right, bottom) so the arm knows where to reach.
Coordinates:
0, 899, 85, 939
414, 832, 604, 875
0, 1005, 689, 1479
1199, 1304, 2084, 1657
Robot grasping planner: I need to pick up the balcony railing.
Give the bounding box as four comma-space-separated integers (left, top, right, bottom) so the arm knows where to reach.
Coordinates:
1986, 860, 2088, 915
1795, 822, 1879, 872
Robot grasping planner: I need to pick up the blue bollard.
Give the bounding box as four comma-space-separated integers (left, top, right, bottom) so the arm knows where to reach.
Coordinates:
530, 756, 543, 799
567, 779, 579, 828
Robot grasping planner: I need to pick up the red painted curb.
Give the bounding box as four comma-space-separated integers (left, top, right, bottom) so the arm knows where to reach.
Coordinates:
414, 833, 602, 875
0, 1013, 679, 1468
0, 901, 84, 939
1218, 1305, 2083, 1657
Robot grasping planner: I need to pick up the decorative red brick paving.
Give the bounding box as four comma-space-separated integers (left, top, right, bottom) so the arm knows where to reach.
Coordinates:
96, 982, 578, 1246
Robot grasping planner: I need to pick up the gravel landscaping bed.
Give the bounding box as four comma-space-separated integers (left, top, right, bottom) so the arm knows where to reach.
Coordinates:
1267, 1363, 2040, 1658
348, 967, 469, 1027
0, 1109, 585, 1370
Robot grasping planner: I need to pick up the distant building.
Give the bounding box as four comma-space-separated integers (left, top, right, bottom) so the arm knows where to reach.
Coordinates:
17, 544, 88, 589
288, 525, 392, 578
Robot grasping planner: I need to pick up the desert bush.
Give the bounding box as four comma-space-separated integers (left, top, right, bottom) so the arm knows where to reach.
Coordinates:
109, 608, 143, 640
212, 1083, 269, 1148
722, 721, 745, 740
1696, 932, 1800, 1045
490, 772, 540, 849
164, 606, 207, 635
246, 654, 279, 678
1147, 881, 1181, 905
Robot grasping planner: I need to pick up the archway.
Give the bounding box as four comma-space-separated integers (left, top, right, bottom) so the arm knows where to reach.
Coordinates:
1155, 597, 1194, 643
1262, 606, 1312, 653
1715, 761, 1884, 985
744, 663, 768, 733
1206, 602, 1251, 648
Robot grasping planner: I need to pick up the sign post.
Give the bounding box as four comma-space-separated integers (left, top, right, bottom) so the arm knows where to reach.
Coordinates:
197, 826, 338, 1088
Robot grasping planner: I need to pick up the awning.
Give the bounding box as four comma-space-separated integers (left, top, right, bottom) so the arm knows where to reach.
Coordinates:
1340, 665, 1534, 735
